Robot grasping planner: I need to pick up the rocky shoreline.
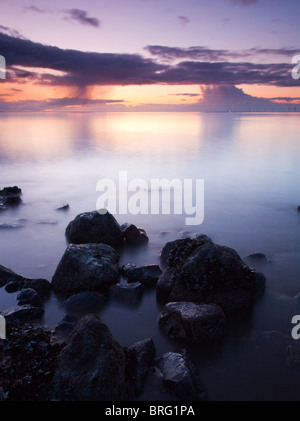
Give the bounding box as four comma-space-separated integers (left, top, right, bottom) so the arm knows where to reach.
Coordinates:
0, 187, 270, 401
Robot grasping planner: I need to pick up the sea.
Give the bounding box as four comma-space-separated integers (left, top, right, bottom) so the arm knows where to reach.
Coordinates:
0, 111, 299, 400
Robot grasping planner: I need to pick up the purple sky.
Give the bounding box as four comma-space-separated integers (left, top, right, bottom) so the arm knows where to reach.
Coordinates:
0, 0, 299, 111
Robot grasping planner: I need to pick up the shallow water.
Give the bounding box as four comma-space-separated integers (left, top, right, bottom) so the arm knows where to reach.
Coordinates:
0, 111, 300, 400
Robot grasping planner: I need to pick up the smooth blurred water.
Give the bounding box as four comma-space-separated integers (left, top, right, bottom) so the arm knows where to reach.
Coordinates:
0, 111, 300, 400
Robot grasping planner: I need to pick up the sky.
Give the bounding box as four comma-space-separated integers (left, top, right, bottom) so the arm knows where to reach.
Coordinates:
0, 0, 299, 112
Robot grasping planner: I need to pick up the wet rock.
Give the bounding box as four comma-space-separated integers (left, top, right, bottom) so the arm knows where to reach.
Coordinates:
51, 314, 126, 401
160, 239, 182, 267
2, 305, 44, 325
56, 204, 69, 211
60, 291, 105, 313
121, 223, 149, 245
17, 288, 43, 307
155, 351, 206, 401
65, 210, 124, 247
157, 235, 265, 314
0, 223, 23, 229
0, 265, 50, 296
51, 243, 120, 294
0, 186, 22, 206
121, 262, 136, 275
51, 315, 78, 345
125, 338, 156, 396
158, 302, 225, 343
126, 265, 162, 288
110, 282, 144, 304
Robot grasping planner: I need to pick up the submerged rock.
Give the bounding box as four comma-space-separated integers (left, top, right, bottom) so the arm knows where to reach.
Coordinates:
0, 186, 22, 206
126, 265, 162, 288
155, 351, 206, 401
59, 291, 105, 313
51, 243, 120, 294
157, 235, 266, 314
55, 204, 69, 211
109, 282, 144, 304
121, 223, 149, 245
158, 302, 225, 343
65, 210, 124, 247
51, 314, 126, 401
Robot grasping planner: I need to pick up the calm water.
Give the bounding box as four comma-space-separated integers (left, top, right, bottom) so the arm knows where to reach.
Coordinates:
0, 111, 300, 400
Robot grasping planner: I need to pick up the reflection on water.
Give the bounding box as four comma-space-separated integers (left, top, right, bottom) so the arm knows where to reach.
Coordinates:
0, 111, 300, 400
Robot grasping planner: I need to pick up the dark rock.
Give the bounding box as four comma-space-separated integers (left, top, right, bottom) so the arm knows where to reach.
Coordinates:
51, 243, 120, 294
0, 264, 25, 288
65, 210, 124, 247
17, 288, 42, 307
297, 206, 300, 212
160, 239, 182, 267
2, 305, 44, 325
110, 282, 144, 304
158, 302, 225, 343
120, 262, 136, 275
51, 315, 78, 345
121, 223, 149, 245
0, 223, 23, 229
23, 278, 51, 297
126, 265, 162, 288
125, 338, 156, 396
155, 351, 206, 401
0, 265, 50, 296
5, 281, 20, 293
56, 204, 69, 211
60, 291, 105, 313
51, 314, 126, 401
157, 235, 265, 314
0, 186, 22, 206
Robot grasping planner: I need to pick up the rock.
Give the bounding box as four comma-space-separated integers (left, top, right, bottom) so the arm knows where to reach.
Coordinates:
56, 204, 69, 211
125, 338, 156, 396
0, 265, 50, 296
2, 305, 44, 325
60, 291, 105, 313
160, 239, 182, 267
297, 206, 300, 212
126, 265, 162, 288
5, 281, 20, 293
0, 223, 23, 229
157, 235, 265, 314
158, 302, 225, 343
110, 282, 144, 304
17, 288, 42, 307
0, 186, 22, 206
51, 243, 120, 294
65, 210, 124, 247
120, 262, 136, 275
23, 278, 51, 297
51, 315, 78, 345
51, 314, 126, 401
155, 351, 206, 401
121, 223, 149, 245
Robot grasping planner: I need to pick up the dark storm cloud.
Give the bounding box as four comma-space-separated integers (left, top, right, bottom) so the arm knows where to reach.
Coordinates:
145, 45, 299, 62
0, 32, 297, 89
64, 9, 101, 28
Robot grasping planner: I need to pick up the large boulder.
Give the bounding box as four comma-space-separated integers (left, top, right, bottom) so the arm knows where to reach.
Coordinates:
157, 235, 266, 314
51, 243, 120, 294
158, 302, 225, 343
2, 305, 44, 325
155, 351, 206, 401
51, 314, 126, 401
65, 210, 124, 247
